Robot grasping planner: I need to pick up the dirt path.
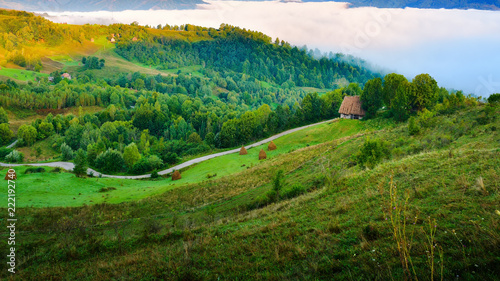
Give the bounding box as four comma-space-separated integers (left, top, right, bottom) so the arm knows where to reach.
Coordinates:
0, 118, 338, 179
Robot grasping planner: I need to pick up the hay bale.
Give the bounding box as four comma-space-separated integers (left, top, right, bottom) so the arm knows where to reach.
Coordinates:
172, 170, 182, 181
268, 141, 277, 151
239, 146, 248, 155
259, 149, 267, 160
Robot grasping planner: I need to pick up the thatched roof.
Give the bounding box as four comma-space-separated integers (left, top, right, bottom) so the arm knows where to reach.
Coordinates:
239, 146, 248, 155
268, 141, 277, 151
338, 96, 366, 116
172, 170, 181, 181
259, 149, 267, 160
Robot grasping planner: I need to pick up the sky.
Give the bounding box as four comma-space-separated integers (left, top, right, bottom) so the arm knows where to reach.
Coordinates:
42, 0, 500, 97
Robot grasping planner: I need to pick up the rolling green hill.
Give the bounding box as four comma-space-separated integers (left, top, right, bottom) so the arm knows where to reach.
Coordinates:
0, 9, 498, 280
1, 103, 498, 280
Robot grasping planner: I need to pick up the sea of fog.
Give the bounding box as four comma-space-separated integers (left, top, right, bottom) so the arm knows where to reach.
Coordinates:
41, 1, 500, 97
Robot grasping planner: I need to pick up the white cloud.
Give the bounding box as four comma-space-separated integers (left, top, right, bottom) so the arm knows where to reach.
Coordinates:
42, 1, 500, 96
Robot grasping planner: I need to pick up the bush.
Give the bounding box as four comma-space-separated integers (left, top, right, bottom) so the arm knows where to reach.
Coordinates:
0, 123, 14, 145
283, 184, 307, 199
51, 167, 63, 173
60, 143, 74, 161
487, 93, 500, 104
0, 147, 13, 160
5, 150, 23, 163
162, 152, 179, 165
130, 155, 163, 174
408, 116, 420, 136
355, 137, 391, 169
417, 108, 436, 128
24, 167, 46, 174
98, 187, 117, 192
95, 149, 125, 173
150, 170, 159, 179
148, 155, 163, 170
73, 149, 87, 177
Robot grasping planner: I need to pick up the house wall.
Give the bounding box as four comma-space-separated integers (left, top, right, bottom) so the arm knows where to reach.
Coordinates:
340, 114, 363, 120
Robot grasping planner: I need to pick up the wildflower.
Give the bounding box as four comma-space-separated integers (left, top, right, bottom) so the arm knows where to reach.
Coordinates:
495, 210, 500, 216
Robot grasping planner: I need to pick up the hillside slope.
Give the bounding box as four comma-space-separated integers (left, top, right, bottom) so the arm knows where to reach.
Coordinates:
2, 104, 498, 280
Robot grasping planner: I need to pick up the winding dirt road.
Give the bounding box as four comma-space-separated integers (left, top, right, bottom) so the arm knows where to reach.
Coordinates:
0, 118, 338, 179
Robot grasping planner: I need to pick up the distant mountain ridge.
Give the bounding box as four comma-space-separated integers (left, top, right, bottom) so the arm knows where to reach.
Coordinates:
0, 0, 499, 11
340, 0, 500, 10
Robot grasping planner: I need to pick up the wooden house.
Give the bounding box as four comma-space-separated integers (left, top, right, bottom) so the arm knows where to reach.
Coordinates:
338, 96, 365, 120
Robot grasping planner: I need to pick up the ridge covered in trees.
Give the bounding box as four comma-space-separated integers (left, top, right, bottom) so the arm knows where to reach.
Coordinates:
0, 9, 485, 176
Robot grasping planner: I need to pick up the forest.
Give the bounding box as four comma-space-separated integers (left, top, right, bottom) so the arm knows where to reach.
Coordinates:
0, 9, 485, 176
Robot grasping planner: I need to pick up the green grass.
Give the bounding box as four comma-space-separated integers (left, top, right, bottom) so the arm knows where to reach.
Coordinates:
49, 54, 81, 66
0, 67, 48, 81
1, 105, 499, 280
3, 166, 177, 208
6, 119, 377, 208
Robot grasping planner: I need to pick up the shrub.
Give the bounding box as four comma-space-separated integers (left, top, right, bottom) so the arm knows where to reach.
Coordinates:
60, 143, 74, 161
95, 149, 125, 173
487, 93, 500, 104
148, 155, 163, 170
408, 116, 420, 136
417, 108, 436, 128
123, 142, 141, 168
98, 187, 117, 193
0, 123, 14, 145
151, 170, 159, 178
0, 147, 13, 160
162, 152, 179, 165
187, 132, 202, 144
5, 150, 23, 163
283, 184, 307, 199
130, 155, 163, 174
266, 170, 284, 202
18, 124, 37, 146
355, 137, 391, 169
73, 149, 87, 177
24, 167, 46, 174
51, 167, 63, 173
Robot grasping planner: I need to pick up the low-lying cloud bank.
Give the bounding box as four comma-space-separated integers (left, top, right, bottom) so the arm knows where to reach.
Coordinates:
42, 1, 500, 96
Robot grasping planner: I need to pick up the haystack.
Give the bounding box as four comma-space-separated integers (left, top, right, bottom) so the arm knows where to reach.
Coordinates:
259, 149, 267, 160
172, 170, 182, 181
239, 146, 248, 155
268, 141, 277, 151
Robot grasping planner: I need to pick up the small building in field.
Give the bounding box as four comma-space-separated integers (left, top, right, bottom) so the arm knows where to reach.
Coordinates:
338, 96, 366, 120
110, 37, 116, 43
61, 73, 72, 80
132, 37, 138, 41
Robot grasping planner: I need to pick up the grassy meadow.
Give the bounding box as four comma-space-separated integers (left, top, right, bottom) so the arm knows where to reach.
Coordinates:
0, 105, 498, 280
0, 67, 48, 82
1, 118, 381, 208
